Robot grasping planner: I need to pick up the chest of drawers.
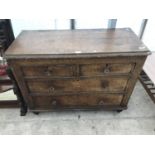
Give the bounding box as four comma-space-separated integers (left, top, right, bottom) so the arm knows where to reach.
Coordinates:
5, 28, 150, 116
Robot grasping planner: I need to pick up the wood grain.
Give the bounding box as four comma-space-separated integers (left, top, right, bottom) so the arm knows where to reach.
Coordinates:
26, 77, 128, 94
32, 94, 123, 110
5, 28, 149, 59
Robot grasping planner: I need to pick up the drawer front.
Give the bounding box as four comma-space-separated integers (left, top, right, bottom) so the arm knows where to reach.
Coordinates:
22, 65, 74, 77
32, 94, 123, 110
80, 63, 133, 76
27, 77, 128, 94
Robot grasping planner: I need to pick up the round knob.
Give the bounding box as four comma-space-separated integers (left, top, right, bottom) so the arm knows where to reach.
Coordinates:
49, 87, 55, 93
103, 64, 111, 73
45, 71, 52, 76
51, 100, 57, 106
98, 100, 105, 105
104, 67, 110, 73
45, 67, 53, 76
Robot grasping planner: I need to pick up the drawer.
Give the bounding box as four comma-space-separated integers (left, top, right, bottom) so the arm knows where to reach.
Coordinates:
27, 77, 128, 94
22, 65, 74, 77
80, 63, 133, 76
32, 94, 123, 110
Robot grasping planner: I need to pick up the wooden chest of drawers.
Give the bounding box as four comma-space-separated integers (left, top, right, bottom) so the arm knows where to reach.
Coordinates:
5, 28, 150, 115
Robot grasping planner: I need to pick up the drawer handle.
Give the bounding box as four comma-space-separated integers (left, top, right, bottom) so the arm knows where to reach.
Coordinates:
51, 100, 57, 106
98, 100, 105, 105
49, 87, 55, 93
45, 70, 53, 76
104, 64, 111, 73
45, 68, 53, 76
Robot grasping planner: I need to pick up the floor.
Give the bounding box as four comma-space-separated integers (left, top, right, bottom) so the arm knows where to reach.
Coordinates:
144, 52, 155, 83
0, 81, 155, 135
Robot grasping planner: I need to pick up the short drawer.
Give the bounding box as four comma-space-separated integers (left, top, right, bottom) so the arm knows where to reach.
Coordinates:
27, 77, 128, 94
32, 94, 123, 110
22, 65, 74, 77
80, 63, 134, 76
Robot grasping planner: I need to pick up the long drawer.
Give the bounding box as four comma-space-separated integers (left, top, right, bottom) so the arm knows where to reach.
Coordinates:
26, 77, 128, 94
22, 63, 133, 78
32, 94, 123, 110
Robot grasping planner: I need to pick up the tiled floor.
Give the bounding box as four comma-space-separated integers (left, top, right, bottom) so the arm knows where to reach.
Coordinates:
0, 81, 155, 135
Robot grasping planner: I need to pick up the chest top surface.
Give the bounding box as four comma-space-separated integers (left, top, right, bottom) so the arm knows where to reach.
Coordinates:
5, 28, 150, 59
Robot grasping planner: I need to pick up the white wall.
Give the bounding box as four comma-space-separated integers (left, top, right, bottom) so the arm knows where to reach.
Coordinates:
142, 20, 155, 51
116, 19, 142, 35
11, 19, 70, 37
11, 19, 155, 51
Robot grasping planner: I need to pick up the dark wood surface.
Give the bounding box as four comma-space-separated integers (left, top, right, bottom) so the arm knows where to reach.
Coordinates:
5, 29, 150, 115
0, 19, 18, 108
6, 68, 27, 115
0, 100, 18, 108
5, 28, 149, 59
0, 19, 15, 53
